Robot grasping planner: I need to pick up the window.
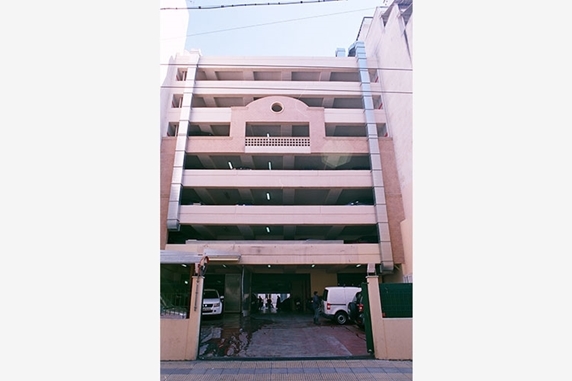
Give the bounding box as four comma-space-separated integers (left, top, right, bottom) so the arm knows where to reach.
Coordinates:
271, 102, 283, 113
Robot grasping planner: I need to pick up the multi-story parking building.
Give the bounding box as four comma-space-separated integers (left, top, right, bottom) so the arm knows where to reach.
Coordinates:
160, 1, 412, 360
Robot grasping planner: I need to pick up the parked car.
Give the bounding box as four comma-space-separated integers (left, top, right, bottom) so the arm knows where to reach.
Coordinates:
320, 286, 361, 325
202, 289, 224, 316
348, 291, 365, 327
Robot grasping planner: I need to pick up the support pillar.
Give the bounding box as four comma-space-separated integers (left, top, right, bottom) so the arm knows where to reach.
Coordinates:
184, 275, 204, 360
366, 275, 387, 359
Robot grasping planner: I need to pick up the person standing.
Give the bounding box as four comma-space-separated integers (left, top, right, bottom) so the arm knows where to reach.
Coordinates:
312, 291, 321, 325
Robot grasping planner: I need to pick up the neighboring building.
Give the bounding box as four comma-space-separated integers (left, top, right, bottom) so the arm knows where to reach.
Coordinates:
160, 1, 412, 360
356, 0, 413, 282
160, 0, 190, 138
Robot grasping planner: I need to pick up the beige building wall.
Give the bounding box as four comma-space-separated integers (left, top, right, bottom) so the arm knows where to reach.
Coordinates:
379, 318, 413, 360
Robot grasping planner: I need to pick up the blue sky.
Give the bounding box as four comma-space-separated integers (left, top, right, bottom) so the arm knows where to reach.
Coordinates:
184, 0, 386, 56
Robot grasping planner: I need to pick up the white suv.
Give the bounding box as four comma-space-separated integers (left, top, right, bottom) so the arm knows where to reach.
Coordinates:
320, 286, 361, 325
202, 289, 224, 316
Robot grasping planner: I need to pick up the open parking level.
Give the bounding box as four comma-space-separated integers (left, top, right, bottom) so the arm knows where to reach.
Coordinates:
199, 311, 370, 359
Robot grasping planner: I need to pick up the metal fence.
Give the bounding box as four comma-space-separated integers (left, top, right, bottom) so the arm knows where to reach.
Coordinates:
161, 294, 189, 319
245, 137, 310, 147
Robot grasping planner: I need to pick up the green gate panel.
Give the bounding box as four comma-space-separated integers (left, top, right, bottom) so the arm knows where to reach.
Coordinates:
379, 283, 412, 318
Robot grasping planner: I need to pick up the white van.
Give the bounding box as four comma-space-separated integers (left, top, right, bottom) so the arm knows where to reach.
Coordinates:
320, 286, 361, 325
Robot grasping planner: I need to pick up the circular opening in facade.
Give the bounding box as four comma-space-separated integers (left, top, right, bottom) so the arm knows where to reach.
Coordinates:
271, 102, 284, 113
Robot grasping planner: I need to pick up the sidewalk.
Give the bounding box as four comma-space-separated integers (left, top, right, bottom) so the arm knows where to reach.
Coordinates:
160, 358, 413, 380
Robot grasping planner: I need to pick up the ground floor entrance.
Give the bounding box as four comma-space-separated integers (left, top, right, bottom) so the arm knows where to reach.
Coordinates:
161, 263, 371, 359
201, 268, 367, 317
199, 311, 369, 359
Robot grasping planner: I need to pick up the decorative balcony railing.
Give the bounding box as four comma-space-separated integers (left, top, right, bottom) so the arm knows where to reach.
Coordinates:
245, 137, 310, 147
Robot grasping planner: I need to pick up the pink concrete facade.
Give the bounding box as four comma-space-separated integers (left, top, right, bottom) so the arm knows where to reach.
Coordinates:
159, 50, 401, 271
160, 1, 413, 360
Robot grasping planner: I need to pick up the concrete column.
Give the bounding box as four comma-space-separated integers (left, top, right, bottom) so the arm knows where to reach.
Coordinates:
167, 51, 201, 231
366, 275, 387, 359
184, 275, 204, 360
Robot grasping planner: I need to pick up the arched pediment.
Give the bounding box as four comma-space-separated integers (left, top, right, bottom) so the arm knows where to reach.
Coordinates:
241, 96, 314, 121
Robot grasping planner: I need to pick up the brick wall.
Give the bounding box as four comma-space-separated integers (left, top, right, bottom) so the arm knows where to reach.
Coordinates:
379, 138, 406, 264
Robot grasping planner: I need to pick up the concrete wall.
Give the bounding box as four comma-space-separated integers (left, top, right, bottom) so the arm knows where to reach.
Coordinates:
166, 241, 382, 266
186, 107, 385, 126
311, 269, 337, 296
161, 319, 192, 360
182, 169, 373, 188
377, 318, 412, 360
367, 275, 412, 360
161, 275, 204, 361
178, 205, 380, 225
